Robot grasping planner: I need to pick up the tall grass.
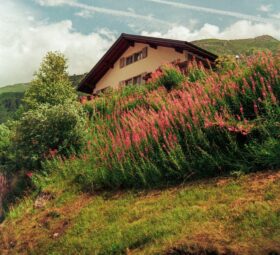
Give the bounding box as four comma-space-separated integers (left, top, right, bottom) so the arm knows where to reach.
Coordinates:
43, 52, 280, 190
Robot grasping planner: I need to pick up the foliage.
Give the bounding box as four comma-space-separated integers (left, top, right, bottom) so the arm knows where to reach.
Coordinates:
15, 52, 86, 169
152, 65, 185, 91
23, 52, 77, 110
0, 124, 12, 172
215, 54, 238, 72
42, 52, 280, 190
0, 92, 24, 123
15, 103, 86, 169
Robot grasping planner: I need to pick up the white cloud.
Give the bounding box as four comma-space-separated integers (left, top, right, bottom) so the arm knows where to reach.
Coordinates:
271, 12, 280, 19
142, 20, 280, 41
146, 0, 277, 24
0, 2, 115, 86
35, 0, 75, 6
258, 5, 272, 12
75, 9, 92, 18
36, 0, 171, 27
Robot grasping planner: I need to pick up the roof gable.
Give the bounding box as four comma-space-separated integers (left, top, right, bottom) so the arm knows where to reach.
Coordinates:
78, 33, 218, 94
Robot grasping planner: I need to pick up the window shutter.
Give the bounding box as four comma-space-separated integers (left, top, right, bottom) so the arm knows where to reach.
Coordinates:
120, 57, 125, 68
119, 80, 125, 87
141, 72, 148, 84
142, 47, 148, 58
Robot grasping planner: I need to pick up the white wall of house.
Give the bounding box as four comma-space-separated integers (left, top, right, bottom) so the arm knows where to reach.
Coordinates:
94, 43, 186, 93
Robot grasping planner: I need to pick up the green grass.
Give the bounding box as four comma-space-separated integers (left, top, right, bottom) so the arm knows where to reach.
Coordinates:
192, 35, 280, 56
1, 170, 280, 255
0, 83, 29, 95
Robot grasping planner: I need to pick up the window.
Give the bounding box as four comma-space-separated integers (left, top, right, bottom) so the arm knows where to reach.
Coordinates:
125, 78, 133, 86
124, 74, 143, 86
120, 47, 148, 68
126, 56, 133, 65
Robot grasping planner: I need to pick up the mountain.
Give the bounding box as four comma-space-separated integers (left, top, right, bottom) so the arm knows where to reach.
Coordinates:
192, 35, 280, 56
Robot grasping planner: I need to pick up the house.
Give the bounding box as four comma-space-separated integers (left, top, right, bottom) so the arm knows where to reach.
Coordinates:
78, 33, 217, 94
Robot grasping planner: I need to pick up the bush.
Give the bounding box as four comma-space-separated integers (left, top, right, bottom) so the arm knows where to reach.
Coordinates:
15, 103, 86, 169
156, 66, 185, 91
0, 124, 11, 171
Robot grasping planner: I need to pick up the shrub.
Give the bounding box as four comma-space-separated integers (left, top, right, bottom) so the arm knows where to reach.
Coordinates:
15, 103, 86, 169
215, 54, 238, 73
156, 65, 185, 91
0, 124, 11, 171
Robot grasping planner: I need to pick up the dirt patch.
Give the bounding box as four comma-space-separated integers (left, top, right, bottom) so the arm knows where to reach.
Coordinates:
0, 193, 92, 255
245, 171, 280, 192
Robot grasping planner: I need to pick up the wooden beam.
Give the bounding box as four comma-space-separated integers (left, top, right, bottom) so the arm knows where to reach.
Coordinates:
175, 47, 184, 53
149, 43, 157, 49
128, 41, 135, 47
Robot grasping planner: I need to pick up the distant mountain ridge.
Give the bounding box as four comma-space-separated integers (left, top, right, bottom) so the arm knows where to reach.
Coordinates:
192, 35, 280, 56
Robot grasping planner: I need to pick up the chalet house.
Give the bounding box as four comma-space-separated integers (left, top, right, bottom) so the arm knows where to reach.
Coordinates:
78, 33, 217, 94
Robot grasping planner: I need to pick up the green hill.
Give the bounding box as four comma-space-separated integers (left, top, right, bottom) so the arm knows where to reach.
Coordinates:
192, 35, 280, 56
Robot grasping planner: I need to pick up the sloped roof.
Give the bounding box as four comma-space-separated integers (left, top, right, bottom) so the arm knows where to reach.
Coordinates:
78, 33, 218, 94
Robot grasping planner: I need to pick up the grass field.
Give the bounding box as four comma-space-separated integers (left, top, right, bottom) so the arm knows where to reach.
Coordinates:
0, 83, 28, 95
1, 170, 280, 255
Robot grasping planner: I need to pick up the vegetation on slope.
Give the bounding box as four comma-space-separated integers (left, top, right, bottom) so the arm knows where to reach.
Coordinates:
1, 170, 280, 254
40, 52, 280, 191
1, 50, 280, 254
192, 35, 280, 56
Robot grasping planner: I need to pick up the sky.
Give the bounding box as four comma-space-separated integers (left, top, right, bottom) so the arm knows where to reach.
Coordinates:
1, 0, 280, 86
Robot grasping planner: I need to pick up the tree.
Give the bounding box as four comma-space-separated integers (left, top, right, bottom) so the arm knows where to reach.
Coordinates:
23, 51, 77, 109
15, 52, 86, 169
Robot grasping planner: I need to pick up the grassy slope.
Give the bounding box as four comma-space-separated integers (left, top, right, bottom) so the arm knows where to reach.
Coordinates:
192, 35, 280, 56
0, 83, 29, 95
1, 170, 280, 255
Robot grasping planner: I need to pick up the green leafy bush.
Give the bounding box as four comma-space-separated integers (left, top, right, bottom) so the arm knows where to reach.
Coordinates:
0, 124, 12, 172
15, 103, 86, 169
156, 66, 185, 91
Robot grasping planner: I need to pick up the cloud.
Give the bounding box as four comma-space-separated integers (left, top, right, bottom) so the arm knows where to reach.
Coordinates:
145, 0, 277, 24
0, 2, 115, 86
36, 0, 171, 27
75, 9, 92, 18
142, 20, 280, 41
35, 0, 75, 6
271, 12, 280, 19
258, 5, 272, 12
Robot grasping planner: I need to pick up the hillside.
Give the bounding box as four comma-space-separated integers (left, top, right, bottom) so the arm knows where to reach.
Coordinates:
192, 35, 280, 56
1, 170, 280, 255
1, 50, 280, 255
